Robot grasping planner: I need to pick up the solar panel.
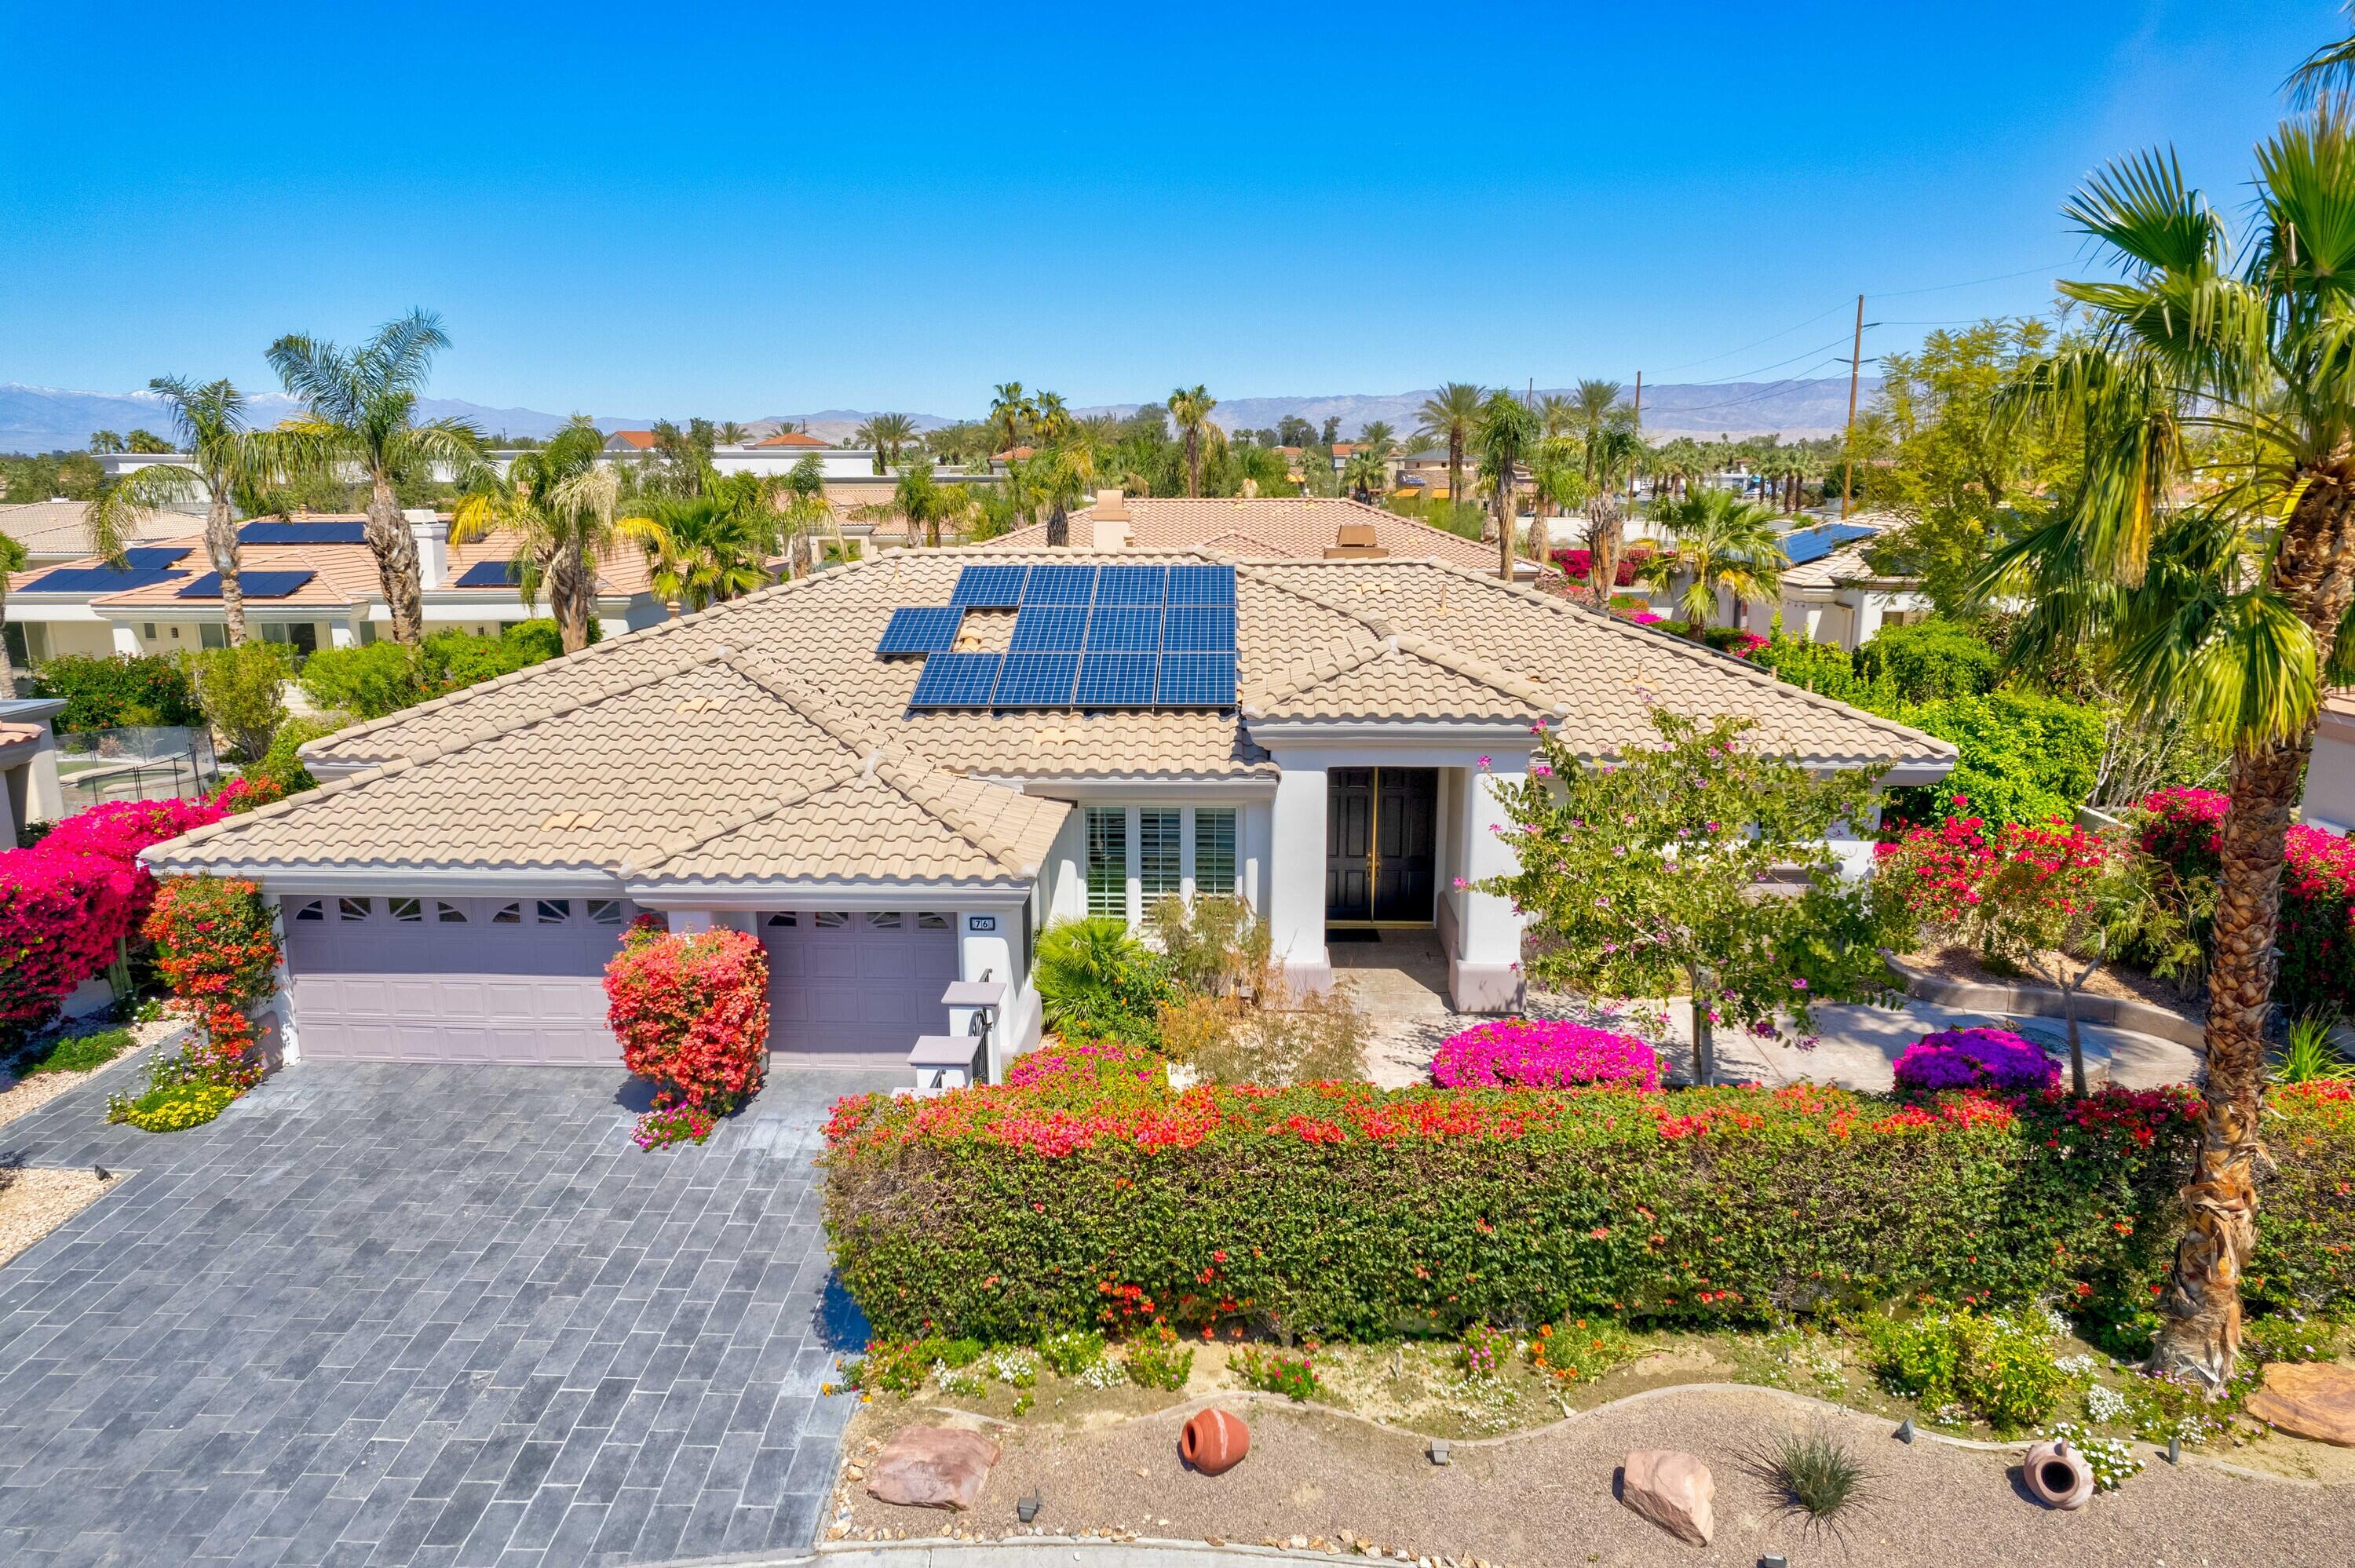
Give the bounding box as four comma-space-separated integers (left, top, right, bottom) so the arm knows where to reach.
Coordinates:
1162, 603, 1236, 651
991, 651, 1079, 707
950, 564, 1028, 607
1084, 607, 1161, 651
1009, 605, 1088, 651
1094, 564, 1167, 606
1158, 652, 1237, 707
1167, 564, 1236, 604
1779, 523, 1876, 567
907, 651, 1002, 708
16, 565, 188, 593
876, 606, 966, 655
121, 546, 195, 567
176, 570, 316, 600
1074, 652, 1159, 707
454, 560, 520, 588
237, 520, 371, 545
1020, 563, 1097, 605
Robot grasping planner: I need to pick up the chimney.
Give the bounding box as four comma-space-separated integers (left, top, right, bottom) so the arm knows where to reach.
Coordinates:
405, 508, 447, 589
1046, 505, 1069, 549
1093, 487, 1127, 521
1324, 518, 1389, 560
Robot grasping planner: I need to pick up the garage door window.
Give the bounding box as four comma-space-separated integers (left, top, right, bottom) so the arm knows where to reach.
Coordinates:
867, 912, 902, 930
816, 911, 849, 928
535, 899, 571, 924
436, 901, 468, 923
918, 911, 950, 930
389, 897, 423, 923
491, 902, 523, 924
586, 899, 623, 925
293, 899, 324, 922
338, 897, 371, 922
765, 913, 797, 927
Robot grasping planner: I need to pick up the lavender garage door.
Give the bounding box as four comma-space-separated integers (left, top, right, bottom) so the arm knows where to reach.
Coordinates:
759, 910, 960, 1066
283, 894, 633, 1065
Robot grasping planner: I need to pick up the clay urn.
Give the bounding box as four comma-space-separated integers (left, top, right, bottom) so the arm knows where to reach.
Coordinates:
2021, 1437, 2094, 1510
1180, 1408, 1251, 1475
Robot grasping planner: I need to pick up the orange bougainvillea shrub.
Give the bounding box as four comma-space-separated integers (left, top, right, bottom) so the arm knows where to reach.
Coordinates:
603, 919, 770, 1124
141, 875, 279, 1088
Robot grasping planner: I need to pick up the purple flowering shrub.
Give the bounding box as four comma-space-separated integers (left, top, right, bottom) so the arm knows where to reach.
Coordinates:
1891, 1026, 2060, 1096
1431, 1018, 1661, 1091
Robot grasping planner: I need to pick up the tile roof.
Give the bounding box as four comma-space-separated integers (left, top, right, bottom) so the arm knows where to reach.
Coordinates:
605, 430, 659, 450
750, 431, 827, 448
0, 498, 183, 559
148, 646, 1068, 889
987, 497, 1507, 572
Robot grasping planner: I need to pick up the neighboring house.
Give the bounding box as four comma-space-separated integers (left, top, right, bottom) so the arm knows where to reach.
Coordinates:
0, 696, 68, 841
6, 512, 666, 662
988, 493, 1538, 578
603, 429, 660, 453
141, 548, 1953, 1078
1770, 514, 1930, 649
2, 498, 192, 566
2302, 693, 2355, 834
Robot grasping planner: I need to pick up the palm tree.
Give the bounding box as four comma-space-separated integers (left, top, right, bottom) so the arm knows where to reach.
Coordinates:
452, 418, 619, 651
1167, 385, 1217, 498
618, 494, 774, 612
1986, 125, 2355, 1393
1340, 447, 1386, 500
1472, 390, 1541, 581
855, 413, 919, 475
1583, 426, 1648, 608
0, 531, 27, 698
1638, 487, 1788, 628
1356, 420, 1399, 465
1527, 439, 1586, 574
2287, 5, 2355, 107
987, 383, 1033, 454
83, 377, 306, 644
1535, 393, 1580, 440
717, 421, 748, 446
88, 430, 124, 454
859, 461, 974, 547
268, 310, 491, 646
1571, 379, 1628, 482
1414, 382, 1486, 507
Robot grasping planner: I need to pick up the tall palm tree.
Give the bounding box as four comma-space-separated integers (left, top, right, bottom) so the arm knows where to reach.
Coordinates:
2287, 5, 2355, 108
268, 310, 491, 646
717, 421, 749, 446
1167, 385, 1217, 498
1356, 420, 1398, 465
987, 383, 1033, 454
1414, 382, 1485, 507
1472, 389, 1540, 581
0, 531, 27, 698
84, 377, 305, 644
858, 461, 974, 547
452, 418, 617, 651
1535, 393, 1580, 440
1571, 379, 1627, 482
1583, 426, 1648, 607
88, 430, 124, 454
1638, 487, 1788, 628
1527, 439, 1586, 574
1340, 447, 1386, 500
1987, 125, 2355, 1393
854, 413, 919, 474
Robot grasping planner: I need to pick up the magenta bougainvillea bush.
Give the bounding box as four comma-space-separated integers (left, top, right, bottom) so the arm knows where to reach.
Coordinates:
1892, 1026, 2061, 1096
2137, 786, 2355, 1016
1432, 1018, 1662, 1091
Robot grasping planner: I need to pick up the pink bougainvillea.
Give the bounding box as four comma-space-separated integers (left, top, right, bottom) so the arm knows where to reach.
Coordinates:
1431, 1017, 1662, 1091
604, 921, 770, 1128
2136, 786, 2355, 1016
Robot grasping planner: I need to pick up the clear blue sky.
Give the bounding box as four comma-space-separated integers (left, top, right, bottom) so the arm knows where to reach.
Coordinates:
0, 1, 2339, 419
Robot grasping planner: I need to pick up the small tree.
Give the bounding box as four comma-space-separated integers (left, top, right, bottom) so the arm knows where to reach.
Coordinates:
1479, 709, 1891, 1085
188, 642, 290, 760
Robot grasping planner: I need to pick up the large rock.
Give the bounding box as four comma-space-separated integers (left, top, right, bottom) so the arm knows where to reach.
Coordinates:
866, 1425, 1002, 1510
2244, 1362, 2355, 1448
1619, 1449, 1714, 1547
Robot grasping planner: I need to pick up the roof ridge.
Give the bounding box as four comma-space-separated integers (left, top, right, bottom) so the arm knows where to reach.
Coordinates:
1233, 563, 1557, 717
620, 760, 865, 876
717, 647, 889, 755
867, 749, 1036, 876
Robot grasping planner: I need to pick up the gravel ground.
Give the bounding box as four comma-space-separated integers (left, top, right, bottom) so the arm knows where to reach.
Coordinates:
0, 1165, 120, 1268
838, 1385, 2354, 1567
0, 1016, 180, 1132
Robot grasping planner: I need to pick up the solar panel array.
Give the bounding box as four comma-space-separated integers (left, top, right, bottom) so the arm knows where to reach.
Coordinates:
893, 563, 1238, 710
454, 560, 521, 588
238, 520, 371, 545
122, 546, 195, 567
176, 570, 316, 600
17, 564, 189, 593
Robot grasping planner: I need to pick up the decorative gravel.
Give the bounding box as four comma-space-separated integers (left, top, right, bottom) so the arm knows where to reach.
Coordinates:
0, 1165, 120, 1269
0, 1016, 179, 1132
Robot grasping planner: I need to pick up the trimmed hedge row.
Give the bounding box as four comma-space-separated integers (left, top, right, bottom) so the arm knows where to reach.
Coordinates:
821, 1080, 2355, 1343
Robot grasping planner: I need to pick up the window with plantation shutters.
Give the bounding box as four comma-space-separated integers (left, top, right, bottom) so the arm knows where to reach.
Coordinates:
1195, 808, 1236, 896
1085, 808, 1127, 918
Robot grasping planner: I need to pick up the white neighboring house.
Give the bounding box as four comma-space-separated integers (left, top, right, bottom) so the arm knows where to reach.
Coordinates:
2301, 693, 2355, 835
138, 523, 1955, 1081
1770, 515, 1932, 649
5, 512, 667, 665
2, 498, 193, 567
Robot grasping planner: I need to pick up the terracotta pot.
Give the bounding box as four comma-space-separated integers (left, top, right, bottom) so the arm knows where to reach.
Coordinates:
2021, 1438, 2094, 1510
1180, 1408, 1251, 1475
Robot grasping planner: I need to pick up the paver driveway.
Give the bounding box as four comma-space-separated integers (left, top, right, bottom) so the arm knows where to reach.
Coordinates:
0, 1055, 896, 1568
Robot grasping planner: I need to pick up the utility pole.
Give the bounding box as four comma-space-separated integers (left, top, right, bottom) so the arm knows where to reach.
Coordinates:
1630, 370, 1642, 513
1841, 294, 1864, 518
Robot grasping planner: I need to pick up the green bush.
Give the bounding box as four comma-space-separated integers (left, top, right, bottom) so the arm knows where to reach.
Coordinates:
26, 653, 202, 731
1864, 1308, 2068, 1432
299, 619, 571, 720
248, 713, 345, 798
1855, 619, 2000, 703
188, 643, 291, 760
298, 641, 421, 719
1753, 634, 1864, 702
1123, 1323, 1195, 1390
17, 1026, 133, 1077
1886, 689, 2105, 827
1034, 917, 1176, 1046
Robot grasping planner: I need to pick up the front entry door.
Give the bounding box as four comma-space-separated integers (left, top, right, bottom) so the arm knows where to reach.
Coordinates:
1325, 767, 1437, 925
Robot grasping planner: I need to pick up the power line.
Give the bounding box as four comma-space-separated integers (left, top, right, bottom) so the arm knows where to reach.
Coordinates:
1681, 334, 1860, 387
1650, 301, 1853, 375
1870, 261, 2073, 298
1656, 362, 1851, 416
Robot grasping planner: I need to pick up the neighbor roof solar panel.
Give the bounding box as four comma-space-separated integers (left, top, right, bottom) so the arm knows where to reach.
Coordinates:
1161, 603, 1236, 651
16, 565, 188, 593
237, 520, 371, 545
1083, 607, 1161, 651
121, 546, 195, 567
1157, 652, 1236, 707
1779, 523, 1877, 567
1166, 564, 1236, 604
1020, 563, 1098, 605
1009, 605, 1088, 651
176, 570, 316, 600
991, 651, 1079, 707
1074, 652, 1159, 707
907, 651, 1003, 708
876, 606, 966, 655
1094, 564, 1167, 606
950, 564, 1029, 607
454, 560, 520, 588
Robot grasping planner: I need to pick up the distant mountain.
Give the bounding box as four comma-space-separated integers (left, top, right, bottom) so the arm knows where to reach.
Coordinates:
746, 411, 958, 445
1134, 380, 1879, 443
0, 384, 662, 453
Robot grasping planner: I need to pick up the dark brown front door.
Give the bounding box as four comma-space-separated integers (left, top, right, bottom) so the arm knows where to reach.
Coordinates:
1326, 767, 1437, 925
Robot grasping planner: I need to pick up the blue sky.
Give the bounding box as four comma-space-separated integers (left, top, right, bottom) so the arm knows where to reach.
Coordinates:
0, 2, 2339, 419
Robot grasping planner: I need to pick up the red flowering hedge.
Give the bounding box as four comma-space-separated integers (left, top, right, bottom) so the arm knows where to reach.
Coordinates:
2137, 786, 2355, 1016
604, 920, 770, 1112
143, 875, 279, 1087
823, 1078, 2355, 1343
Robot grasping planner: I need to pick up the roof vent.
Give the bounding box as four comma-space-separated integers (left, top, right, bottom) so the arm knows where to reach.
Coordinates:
1324, 520, 1388, 559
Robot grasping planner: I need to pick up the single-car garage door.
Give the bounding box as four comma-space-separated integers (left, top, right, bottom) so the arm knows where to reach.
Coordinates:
761, 909, 960, 1066
284, 894, 633, 1065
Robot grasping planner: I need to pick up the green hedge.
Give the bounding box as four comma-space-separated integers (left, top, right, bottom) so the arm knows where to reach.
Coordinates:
822, 1081, 2355, 1343
25, 654, 203, 731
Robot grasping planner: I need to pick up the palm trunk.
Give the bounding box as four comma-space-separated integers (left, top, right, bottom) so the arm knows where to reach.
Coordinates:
1449, 438, 1463, 510
0, 586, 15, 699
1495, 475, 1515, 581
1689, 972, 1716, 1088
553, 539, 591, 653
205, 493, 246, 645
365, 474, 427, 647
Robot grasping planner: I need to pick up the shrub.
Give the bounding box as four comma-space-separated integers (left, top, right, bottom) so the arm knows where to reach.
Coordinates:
1005, 1039, 1170, 1103
1123, 1322, 1194, 1391
18, 1026, 133, 1077
1892, 1028, 2061, 1096
1178, 986, 1371, 1085
603, 919, 769, 1114
107, 1078, 237, 1132
143, 875, 278, 1088
1855, 619, 2000, 703
1236, 1342, 1320, 1399
243, 713, 344, 802
1864, 1308, 2068, 1431
2046, 1421, 2142, 1490
1530, 1317, 1644, 1385
822, 1078, 2292, 1344
1754, 634, 1863, 702
1037, 1329, 1110, 1377
25, 653, 201, 731
188, 642, 291, 760
1763, 1429, 1868, 1524
633, 1102, 716, 1150
297, 641, 422, 719
1431, 1018, 1660, 1091
2135, 786, 2355, 1017
1034, 917, 1174, 1046
1549, 547, 1648, 587
1886, 691, 2105, 828
1144, 894, 1272, 998
1457, 1322, 1513, 1380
